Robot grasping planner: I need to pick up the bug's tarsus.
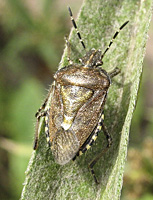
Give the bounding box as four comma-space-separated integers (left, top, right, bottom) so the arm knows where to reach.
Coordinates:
108, 67, 121, 78
101, 20, 129, 59
90, 167, 99, 184
68, 7, 86, 49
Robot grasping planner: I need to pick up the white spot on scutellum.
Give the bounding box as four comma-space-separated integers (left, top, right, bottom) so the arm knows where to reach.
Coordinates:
61, 115, 74, 130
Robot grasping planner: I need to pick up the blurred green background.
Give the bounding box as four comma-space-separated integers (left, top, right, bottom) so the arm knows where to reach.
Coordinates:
0, 0, 152, 199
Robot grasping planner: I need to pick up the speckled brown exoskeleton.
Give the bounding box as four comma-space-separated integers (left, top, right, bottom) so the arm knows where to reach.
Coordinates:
33, 7, 129, 184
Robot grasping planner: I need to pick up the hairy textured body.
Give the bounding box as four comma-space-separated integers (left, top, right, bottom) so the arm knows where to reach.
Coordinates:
49, 63, 110, 164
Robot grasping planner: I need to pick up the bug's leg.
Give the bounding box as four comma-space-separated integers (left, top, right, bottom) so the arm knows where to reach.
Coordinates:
72, 112, 107, 184
88, 115, 112, 184
34, 85, 54, 150
108, 67, 121, 78
64, 36, 73, 64
34, 109, 51, 149
34, 111, 47, 150
35, 85, 53, 119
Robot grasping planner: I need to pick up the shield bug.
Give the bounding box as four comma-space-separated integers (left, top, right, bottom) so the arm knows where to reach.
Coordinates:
34, 7, 129, 184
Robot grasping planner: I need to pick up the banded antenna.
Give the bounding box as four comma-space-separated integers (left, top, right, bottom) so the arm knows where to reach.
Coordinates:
101, 20, 129, 59
68, 7, 86, 49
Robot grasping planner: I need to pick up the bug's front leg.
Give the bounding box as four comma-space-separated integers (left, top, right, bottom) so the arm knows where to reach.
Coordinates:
108, 67, 121, 78
88, 115, 112, 184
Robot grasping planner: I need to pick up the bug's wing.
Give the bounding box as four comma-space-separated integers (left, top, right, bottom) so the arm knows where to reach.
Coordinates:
49, 83, 80, 165
71, 90, 107, 147
51, 129, 80, 165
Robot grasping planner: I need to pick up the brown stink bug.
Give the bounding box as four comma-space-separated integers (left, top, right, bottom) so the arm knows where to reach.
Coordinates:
33, 7, 129, 184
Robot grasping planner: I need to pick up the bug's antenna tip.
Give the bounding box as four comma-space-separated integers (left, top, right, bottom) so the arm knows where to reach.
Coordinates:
68, 6, 72, 16
120, 20, 129, 29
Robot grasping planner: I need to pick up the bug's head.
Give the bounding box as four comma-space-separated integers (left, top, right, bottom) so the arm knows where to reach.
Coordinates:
68, 7, 129, 69
80, 49, 103, 68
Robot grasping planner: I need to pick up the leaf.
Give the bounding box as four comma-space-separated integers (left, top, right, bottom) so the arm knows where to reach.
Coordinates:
21, 0, 153, 199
